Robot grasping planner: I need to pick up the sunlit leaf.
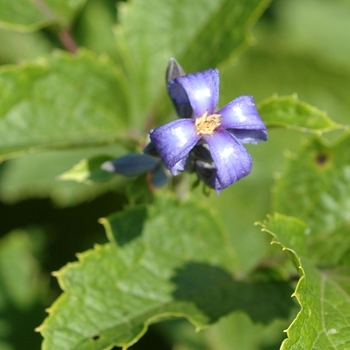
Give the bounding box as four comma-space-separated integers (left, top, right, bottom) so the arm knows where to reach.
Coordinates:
0, 50, 129, 159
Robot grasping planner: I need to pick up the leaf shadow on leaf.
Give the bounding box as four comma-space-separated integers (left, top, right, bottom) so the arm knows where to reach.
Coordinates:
171, 262, 295, 325
106, 206, 148, 246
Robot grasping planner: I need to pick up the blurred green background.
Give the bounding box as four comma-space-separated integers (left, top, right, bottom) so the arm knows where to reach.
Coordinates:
1, 0, 350, 349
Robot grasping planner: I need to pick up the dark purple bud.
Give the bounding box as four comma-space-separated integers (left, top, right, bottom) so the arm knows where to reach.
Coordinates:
101, 153, 159, 176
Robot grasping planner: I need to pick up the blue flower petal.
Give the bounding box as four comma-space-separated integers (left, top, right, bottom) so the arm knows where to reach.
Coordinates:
229, 129, 268, 144
204, 130, 252, 193
168, 69, 219, 117
150, 119, 200, 175
218, 95, 266, 132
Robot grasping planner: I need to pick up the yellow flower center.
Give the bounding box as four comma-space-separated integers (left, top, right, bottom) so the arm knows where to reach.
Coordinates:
195, 111, 222, 136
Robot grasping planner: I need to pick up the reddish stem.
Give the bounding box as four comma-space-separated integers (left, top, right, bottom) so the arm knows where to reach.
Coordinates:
58, 29, 78, 54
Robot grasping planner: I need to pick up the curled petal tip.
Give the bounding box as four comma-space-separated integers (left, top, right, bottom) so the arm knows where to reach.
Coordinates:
169, 68, 219, 117
166, 58, 186, 83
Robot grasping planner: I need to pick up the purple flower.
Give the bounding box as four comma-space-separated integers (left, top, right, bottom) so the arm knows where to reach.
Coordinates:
149, 62, 267, 193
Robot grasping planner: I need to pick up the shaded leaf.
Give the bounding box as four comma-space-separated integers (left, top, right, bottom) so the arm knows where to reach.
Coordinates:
260, 214, 350, 350
205, 311, 292, 350
0, 230, 45, 308
258, 95, 342, 133
0, 230, 47, 349
0, 0, 86, 32
0, 50, 129, 159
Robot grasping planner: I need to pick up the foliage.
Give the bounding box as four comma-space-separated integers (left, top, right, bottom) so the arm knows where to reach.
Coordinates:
0, 0, 350, 349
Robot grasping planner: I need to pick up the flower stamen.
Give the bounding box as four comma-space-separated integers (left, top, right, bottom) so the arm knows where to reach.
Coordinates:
195, 111, 222, 135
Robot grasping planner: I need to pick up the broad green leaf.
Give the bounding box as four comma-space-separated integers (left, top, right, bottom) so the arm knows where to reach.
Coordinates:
39, 195, 293, 349
58, 155, 115, 184
260, 214, 350, 350
0, 50, 129, 160
114, 0, 271, 125
258, 95, 342, 133
273, 132, 350, 266
0, 0, 86, 32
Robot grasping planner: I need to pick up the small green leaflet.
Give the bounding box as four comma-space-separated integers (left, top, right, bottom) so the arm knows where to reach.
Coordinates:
258, 95, 343, 133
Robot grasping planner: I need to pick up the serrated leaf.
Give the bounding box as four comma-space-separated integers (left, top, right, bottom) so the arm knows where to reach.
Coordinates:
258, 95, 342, 133
260, 214, 350, 350
0, 0, 86, 32
273, 132, 350, 266
58, 155, 115, 184
39, 195, 293, 349
0, 50, 129, 159
114, 0, 271, 125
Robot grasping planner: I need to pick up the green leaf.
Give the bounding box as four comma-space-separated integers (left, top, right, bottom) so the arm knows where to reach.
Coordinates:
114, 0, 271, 125
205, 311, 292, 350
273, 132, 350, 266
58, 155, 115, 184
0, 147, 126, 207
260, 214, 350, 350
0, 50, 129, 160
0, 28, 53, 64
0, 229, 47, 349
258, 95, 343, 133
0, 230, 45, 308
39, 195, 293, 349
0, 0, 86, 32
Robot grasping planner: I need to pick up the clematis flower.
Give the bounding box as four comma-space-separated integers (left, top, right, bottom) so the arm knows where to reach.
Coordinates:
149, 62, 267, 193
